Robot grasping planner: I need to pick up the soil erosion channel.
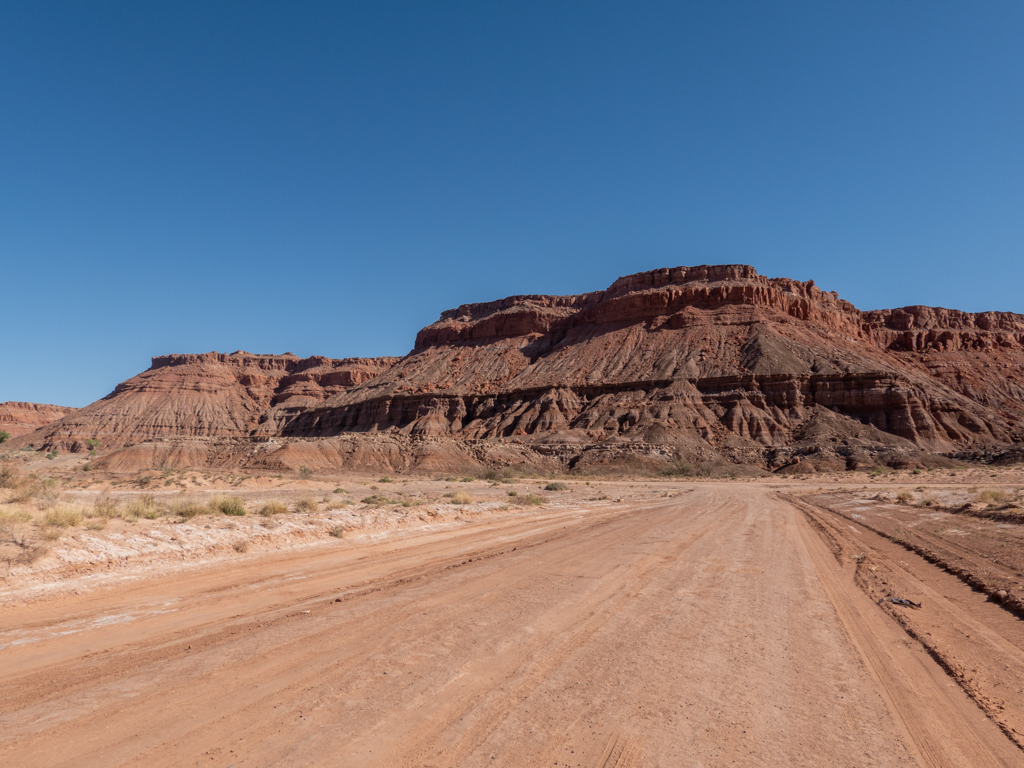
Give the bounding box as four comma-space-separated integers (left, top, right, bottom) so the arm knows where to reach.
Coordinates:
0, 487, 1019, 767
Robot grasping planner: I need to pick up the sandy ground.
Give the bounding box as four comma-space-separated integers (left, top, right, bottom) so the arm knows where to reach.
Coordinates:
2, 481, 1023, 767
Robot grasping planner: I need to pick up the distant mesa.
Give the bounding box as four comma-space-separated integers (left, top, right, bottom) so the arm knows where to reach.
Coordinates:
13, 264, 1024, 474
0, 402, 79, 439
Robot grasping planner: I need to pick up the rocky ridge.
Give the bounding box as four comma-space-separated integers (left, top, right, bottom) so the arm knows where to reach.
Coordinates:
0, 402, 79, 438
16, 265, 1024, 474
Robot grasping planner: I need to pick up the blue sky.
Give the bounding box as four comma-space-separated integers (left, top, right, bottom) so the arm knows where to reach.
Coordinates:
2, 2, 1022, 407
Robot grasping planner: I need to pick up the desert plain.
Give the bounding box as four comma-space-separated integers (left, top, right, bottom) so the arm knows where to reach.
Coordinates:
2, 450, 1024, 767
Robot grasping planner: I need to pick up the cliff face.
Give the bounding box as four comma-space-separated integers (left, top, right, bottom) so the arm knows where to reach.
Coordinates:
24, 352, 399, 451
0, 402, 79, 438
281, 266, 1024, 461
17, 265, 1024, 472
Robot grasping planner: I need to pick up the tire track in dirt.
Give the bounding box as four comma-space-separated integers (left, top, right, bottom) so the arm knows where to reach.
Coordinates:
791, 493, 1022, 767
791, 493, 1024, 756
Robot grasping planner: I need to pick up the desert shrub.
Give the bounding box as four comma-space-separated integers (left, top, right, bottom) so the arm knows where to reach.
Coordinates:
233, 540, 250, 553
660, 461, 695, 477
85, 438, 101, 449
34, 480, 62, 509
210, 496, 246, 516
259, 500, 288, 517
510, 493, 544, 507
0, 507, 32, 525
446, 491, 472, 505
544, 482, 568, 491
81, 463, 92, 472
328, 526, 345, 538
507, 490, 518, 497
978, 489, 1009, 506
0, 466, 17, 488
93, 498, 120, 518
360, 495, 391, 508
0, 430, 10, 444
459, 477, 474, 483
42, 506, 82, 528
333, 488, 348, 494
294, 497, 318, 513
483, 468, 515, 482
896, 491, 913, 504
379, 476, 392, 483
399, 499, 422, 507
170, 499, 208, 519
298, 465, 313, 479
123, 495, 161, 519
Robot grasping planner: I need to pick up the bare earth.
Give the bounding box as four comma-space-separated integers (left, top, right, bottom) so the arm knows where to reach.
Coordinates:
2, 484, 1022, 767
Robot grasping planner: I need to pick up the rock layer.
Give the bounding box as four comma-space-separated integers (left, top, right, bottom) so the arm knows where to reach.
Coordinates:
18, 265, 1024, 472
22, 352, 398, 452
0, 402, 78, 438
282, 266, 1024, 463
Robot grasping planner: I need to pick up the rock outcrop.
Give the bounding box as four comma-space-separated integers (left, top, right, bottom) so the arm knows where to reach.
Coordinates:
0, 402, 79, 438
20, 352, 399, 452
280, 266, 1024, 467
17, 265, 1024, 473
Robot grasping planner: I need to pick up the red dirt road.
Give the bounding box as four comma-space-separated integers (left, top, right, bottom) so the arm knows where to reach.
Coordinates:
1, 487, 1020, 767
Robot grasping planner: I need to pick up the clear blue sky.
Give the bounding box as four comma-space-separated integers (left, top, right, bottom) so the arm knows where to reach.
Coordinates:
2, 2, 1022, 407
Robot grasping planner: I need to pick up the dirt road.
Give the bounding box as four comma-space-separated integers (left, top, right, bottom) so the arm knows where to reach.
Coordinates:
1, 486, 1020, 767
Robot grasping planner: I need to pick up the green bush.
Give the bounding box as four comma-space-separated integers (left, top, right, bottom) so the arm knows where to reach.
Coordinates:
298, 465, 313, 479
0, 430, 10, 444
544, 482, 568, 491
85, 438, 101, 449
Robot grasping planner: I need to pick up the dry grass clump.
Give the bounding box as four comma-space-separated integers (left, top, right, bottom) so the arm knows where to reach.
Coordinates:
445, 491, 473, 505
210, 496, 246, 516
232, 539, 250, 553
293, 497, 318, 513
328, 526, 345, 538
170, 499, 209, 520
359, 495, 390, 508
42, 506, 82, 528
324, 499, 351, 510
259, 500, 288, 517
544, 482, 568, 491
124, 496, 163, 519
977, 489, 1010, 506
93, 497, 121, 518
508, 493, 545, 507
0, 507, 32, 525
0, 465, 23, 489
896, 491, 913, 504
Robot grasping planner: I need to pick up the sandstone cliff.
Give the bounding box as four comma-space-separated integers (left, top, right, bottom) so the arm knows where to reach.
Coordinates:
0, 402, 79, 439
17, 265, 1024, 473
20, 352, 398, 452
278, 266, 1024, 470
